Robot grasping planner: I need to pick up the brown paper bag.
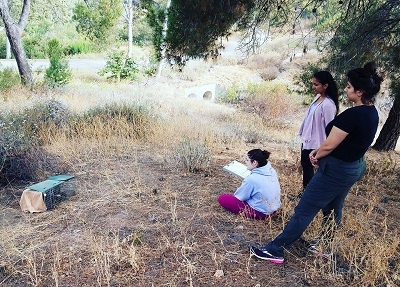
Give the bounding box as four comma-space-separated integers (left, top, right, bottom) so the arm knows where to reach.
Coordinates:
19, 189, 47, 213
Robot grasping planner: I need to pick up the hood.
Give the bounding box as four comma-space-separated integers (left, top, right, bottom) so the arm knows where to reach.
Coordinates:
251, 162, 275, 177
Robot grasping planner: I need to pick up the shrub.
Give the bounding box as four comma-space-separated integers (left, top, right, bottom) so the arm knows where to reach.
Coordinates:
69, 102, 154, 140
45, 39, 72, 87
64, 41, 93, 55
0, 38, 6, 58
241, 81, 294, 124
175, 138, 213, 172
259, 66, 280, 81
99, 51, 139, 81
142, 54, 158, 76
0, 68, 21, 95
23, 37, 47, 59
0, 99, 70, 183
218, 83, 243, 104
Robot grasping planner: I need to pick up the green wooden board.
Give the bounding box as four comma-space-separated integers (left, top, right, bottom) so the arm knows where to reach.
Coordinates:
27, 180, 64, 193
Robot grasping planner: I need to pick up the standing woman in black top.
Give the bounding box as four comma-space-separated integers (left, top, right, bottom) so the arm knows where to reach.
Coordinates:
250, 62, 383, 264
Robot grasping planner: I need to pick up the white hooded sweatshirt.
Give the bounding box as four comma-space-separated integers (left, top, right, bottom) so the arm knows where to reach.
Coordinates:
234, 162, 281, 215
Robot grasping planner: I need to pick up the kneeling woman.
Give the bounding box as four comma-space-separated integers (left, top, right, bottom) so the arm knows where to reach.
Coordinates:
218, 149, 281, 219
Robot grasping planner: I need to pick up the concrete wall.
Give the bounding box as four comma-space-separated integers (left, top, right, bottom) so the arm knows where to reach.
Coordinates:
185, 84, 225, 102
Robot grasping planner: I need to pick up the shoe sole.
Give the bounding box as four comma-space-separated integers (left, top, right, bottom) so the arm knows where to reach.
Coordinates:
250, 246, 284, 264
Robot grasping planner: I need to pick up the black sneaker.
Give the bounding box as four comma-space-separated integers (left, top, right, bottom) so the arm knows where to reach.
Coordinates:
249, 246, 284, 264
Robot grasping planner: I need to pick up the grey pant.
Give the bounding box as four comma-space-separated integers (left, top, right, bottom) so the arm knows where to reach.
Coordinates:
266, 156, 366, 257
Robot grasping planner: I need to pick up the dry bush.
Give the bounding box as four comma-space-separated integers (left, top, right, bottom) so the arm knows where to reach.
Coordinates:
241, 81, 298, 126
215, 55, 241, 66
0, 99, 71, 183
174, 137, 213, 173
244, 52, 282, 70
259, 66, 280, 81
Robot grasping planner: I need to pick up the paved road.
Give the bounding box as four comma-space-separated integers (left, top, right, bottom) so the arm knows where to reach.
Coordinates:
0, 59, 107, 71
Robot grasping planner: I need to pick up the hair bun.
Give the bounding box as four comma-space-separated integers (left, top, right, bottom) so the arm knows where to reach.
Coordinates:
262, 150, 271, 160
363, 61, 377, 75
363, 61, 383, 91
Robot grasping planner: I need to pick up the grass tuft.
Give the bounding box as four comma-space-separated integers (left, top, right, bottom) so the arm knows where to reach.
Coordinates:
175, 137, 213, 173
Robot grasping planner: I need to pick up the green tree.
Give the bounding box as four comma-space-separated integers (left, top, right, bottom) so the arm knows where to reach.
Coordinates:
143, 0, 165, 61
72, 0, 122, 43
45, 39, 72, 87
146, 0, 254, 66
323, 0, 400, 151
99, 50, 138, 81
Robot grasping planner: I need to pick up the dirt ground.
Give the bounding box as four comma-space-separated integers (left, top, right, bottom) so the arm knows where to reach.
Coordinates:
0, 137, 399, 286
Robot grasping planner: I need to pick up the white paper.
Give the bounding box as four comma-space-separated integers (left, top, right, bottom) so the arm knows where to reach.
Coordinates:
223, 160, 251, 179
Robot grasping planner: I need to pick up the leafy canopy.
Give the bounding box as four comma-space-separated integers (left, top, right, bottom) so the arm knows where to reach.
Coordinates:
146, 0, 254, 65
72, 0, 122, 42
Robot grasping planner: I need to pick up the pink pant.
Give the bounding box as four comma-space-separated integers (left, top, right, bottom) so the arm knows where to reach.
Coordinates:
218, 194, 275, 220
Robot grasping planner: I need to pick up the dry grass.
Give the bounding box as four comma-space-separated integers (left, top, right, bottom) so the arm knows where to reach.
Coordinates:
1, 38, 399, 287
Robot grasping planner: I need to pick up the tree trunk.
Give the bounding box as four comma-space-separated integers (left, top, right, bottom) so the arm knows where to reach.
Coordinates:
6, 34, 11, 58
372, 96, 400, 151
127, 3, 133, 58
155, 0, 171, 78
0, 0, 33, 85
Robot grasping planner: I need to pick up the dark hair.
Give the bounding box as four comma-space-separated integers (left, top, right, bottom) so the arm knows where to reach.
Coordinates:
313, 70, 339, 114
247, 149, 270, 167
347, 61, 383, 105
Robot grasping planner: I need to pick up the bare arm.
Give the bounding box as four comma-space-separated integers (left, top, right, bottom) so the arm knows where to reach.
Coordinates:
310, 126, 348, 165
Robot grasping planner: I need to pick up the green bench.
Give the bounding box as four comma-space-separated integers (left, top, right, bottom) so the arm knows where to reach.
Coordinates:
26, 174, 75, 210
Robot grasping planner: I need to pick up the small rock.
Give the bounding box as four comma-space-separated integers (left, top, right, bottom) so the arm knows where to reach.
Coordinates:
214, 269, 224, 278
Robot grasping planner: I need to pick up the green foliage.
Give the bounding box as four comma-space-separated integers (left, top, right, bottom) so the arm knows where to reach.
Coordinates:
64, 41, 93, 56
0, 68, 21, 93
144, 1, 165, 61
326, 1, 398, 75
119, 16, 153, 47
99, 51, 139, 81
293, 63, 322, 103
175, 138, 213, 173
72, 0, 122, 43
218, 83, 242, 104
143, 54, 159, 76
23, 18, 53, 59
148, 0, 254, 65
0, 38, 6, 58
23, 37, 47, 59
45, 39, 72, 87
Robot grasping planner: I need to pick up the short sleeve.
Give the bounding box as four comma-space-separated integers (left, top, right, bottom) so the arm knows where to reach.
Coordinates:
332, 109, 356, 133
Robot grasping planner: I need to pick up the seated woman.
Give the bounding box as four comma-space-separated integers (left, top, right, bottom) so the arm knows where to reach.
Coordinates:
218, 149, 281, 219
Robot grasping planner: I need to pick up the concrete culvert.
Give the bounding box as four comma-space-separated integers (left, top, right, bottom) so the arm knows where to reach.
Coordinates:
203, 91, 212, 100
